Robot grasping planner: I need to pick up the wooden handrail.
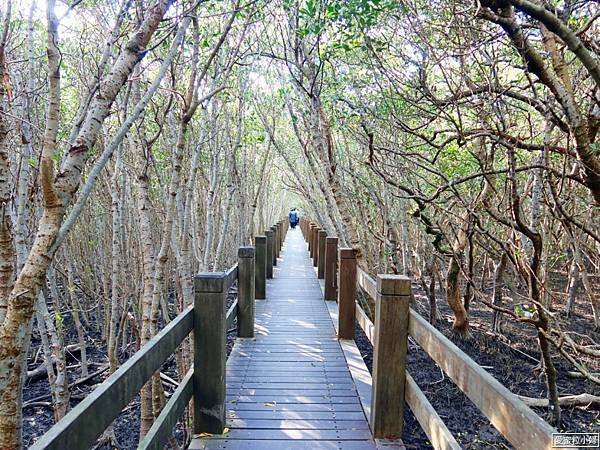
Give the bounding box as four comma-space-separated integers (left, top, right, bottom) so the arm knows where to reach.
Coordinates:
355, 300, 374, 344
30, 305, 194, 450
138, 369, 194, 450
353, 267, 557, 449
357, 266, 376, 300
32, 218, 286, 450
224, 263, 239, 289
226, 300, 239, 330
408, 310, 556, 449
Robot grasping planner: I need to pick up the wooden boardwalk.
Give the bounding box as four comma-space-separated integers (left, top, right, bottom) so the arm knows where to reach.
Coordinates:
190, 228, 378, 449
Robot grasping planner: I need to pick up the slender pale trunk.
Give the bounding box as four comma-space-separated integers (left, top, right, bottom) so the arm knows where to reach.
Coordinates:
67, 264, 87, 378
203, 151, 219, 270
46, 267, 70, 420
129, 73, 158, 438
399, 199, 409, 275
491, 252, 508, 333
15, 0, 36, 272
0, 1, 14, 322
564, 243, 580, 317
247, 141, 270, 242
108, 145, 124, 374
213, 184, 235, 269
135, 159, 156, 437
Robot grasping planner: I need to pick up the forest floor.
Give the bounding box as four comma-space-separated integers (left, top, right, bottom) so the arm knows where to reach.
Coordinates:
23, 281, 599, 449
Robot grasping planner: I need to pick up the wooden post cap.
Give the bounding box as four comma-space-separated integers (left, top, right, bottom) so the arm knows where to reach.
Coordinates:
254, 235, 266, 244
195, 273, 225, 293
376, 274, 411, 296
238, 246, 255, 258
340, 248, 356, 259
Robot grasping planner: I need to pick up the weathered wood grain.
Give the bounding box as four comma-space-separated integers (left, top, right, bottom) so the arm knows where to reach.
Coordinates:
355, 302, 375, 344
324, 237, 338, 300
265, 230, 274, 279
338, 248, 357, 339
237, 246, 255, 337
194, 272, 227, 434
371, 275, 410, 439
317, 230, 327, 279
356, 267, 376, 300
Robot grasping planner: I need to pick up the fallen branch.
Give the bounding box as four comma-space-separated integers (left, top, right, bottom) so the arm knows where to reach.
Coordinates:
160, 372, 179, 387
518, 393, 600, 408
26, 344, 83, 383
22, 365, 109, 408
553, 331, 600, 358
567, 371, 600, 379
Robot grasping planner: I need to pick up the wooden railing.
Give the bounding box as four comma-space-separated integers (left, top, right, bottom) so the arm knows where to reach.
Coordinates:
31, 219, 289, 450
299, 217, 559, 450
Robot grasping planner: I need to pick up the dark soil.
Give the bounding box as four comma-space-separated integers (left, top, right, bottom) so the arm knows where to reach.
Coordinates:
353, 282, 600, 449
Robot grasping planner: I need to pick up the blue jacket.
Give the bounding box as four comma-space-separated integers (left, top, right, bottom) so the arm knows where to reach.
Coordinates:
289, 210, 299, 221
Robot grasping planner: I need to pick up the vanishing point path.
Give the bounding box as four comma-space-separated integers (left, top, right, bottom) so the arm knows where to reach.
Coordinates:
191, 227, 379, 449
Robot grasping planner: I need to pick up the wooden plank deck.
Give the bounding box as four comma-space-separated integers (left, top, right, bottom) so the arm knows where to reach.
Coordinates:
190, 228, 378, 449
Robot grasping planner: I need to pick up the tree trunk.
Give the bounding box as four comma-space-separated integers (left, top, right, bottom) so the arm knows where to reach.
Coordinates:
491, 252, 508, 333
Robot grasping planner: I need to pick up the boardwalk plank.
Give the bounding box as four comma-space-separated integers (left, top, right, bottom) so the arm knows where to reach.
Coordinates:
226, 411, 367, 420
196, 429, 372, 440
226, 419, 370, 429
228, 395, 361, 404
190, 440, 376, 449
227, 389, 359, 397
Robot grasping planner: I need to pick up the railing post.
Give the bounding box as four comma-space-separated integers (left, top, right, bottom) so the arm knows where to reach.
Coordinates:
324, 237, 338, 301
305, 220, 309, 240
277, 221, 283, 253
254, 236, 266, 299
265, 230, 274, 279
317, 230, 327, 279
194, 272, 227, 434
312, 227, 320, 267
371, 274, 411, 439
276, 223, 281, 257
338, 248, 356, 339
238, 246, 255, 338
308, 223, 314, 253
271, 225, 279, 266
